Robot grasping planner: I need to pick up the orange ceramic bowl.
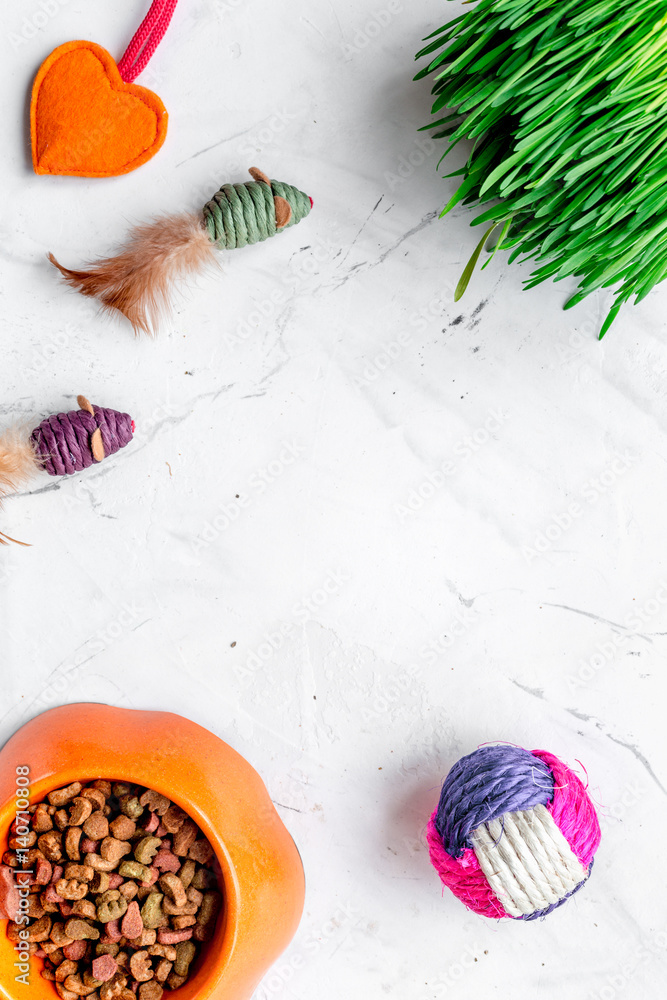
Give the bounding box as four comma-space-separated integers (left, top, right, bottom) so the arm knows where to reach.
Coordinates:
0, 704, 305, 1000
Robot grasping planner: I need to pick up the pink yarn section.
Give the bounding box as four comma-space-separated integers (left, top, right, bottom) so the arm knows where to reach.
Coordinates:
427, 749, 600, 918
531, 750, 601, 868
426, 813, 512, 918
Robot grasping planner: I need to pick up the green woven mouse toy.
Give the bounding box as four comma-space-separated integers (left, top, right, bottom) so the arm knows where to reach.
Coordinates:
49, 167, 313, 335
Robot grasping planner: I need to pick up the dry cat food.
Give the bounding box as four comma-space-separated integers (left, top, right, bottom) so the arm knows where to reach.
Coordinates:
1, 780, 222, 999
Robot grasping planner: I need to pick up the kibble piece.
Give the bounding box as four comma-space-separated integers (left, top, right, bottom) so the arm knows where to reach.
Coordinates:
55, 960, 79, 983
171, 821, 197, 858
100, 838, 132, 865
177, 860, 194, 889
138, 982, 163, 1000
160, 806, 186, 835
129, 951, 154, 983
165, 973, 186, 991
147, 945, 177, 961
173, 941, 196, 978
39, 832, 64, 863
118, 881, 138, 901
95, 943, 119, 958
190, 868, 216, 891
156, 929, 192, 945
187, 840, 214, 866
158, 874, 186, 908
65, 828, 83, 862
48, 784, 83, 808
138, 791, 170, 817
65, 919, 101, 941
51, 922, 75, 947
96, 891, 128, 924
139, 868, 159, 890
108, 816, 136, 841
83, 815, 110, 842
57, 880, 90, 901
27, 895, 46, 919
100, 918, 121, 944
72, 900, 97, 920
91, 955, 118, 983
85, 855, 118, 873
194, 891, 221, 942
118, 796, 144, 821
118, 861, 151, 882
134, 838, 162, 866
152, 852, 180, 874
64, 865, 94, 883
99, 972, 128, 1000
54, 810, 71, 832
153, 960, 172, 984
63, 939, 88, 961
80, 789, 106, 812
83, 971, 105, 990
171, 917, 196, 930
33, 805, 54, 832
63, 974, 97, 997
140, 893, 164, 930
26, 915, 52, 942
55, 983, 78, 1000
69, 799, 94, 827
36, 857, 54, 885
162, 898, 198, 916
92, 781, 112, 798
89, 872, 111, 895
120, 900, 143, 940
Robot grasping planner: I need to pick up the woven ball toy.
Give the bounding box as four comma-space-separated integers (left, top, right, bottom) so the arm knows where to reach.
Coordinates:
49, 167, 313, 335
415, 0, 667, 337
427, 745, 601, 920
0, 395, 134, 546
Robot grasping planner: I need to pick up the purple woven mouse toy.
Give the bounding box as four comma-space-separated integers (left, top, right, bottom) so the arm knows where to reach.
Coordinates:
0, 395, 134, 545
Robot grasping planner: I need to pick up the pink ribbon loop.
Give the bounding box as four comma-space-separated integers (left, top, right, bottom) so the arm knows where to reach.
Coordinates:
117, 0, 179, 83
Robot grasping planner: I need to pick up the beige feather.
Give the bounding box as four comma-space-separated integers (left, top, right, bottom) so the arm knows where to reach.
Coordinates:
0, 429, 39, 544
0, 428, 40, 502
48, 213, 216, 336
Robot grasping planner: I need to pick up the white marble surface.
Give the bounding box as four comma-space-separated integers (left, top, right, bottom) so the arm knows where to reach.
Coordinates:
2, 1, 667, 997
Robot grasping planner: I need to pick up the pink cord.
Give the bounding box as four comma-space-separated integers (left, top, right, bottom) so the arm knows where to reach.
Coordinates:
117, 0, 179, 83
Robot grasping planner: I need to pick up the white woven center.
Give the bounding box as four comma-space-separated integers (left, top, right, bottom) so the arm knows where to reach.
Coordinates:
471, 803, 588, 917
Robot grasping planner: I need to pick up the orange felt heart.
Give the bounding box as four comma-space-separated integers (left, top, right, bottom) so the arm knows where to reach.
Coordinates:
31, 40, 168, 178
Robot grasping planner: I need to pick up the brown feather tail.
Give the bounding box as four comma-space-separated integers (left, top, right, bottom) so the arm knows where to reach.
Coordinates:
48, 214, 216, 336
